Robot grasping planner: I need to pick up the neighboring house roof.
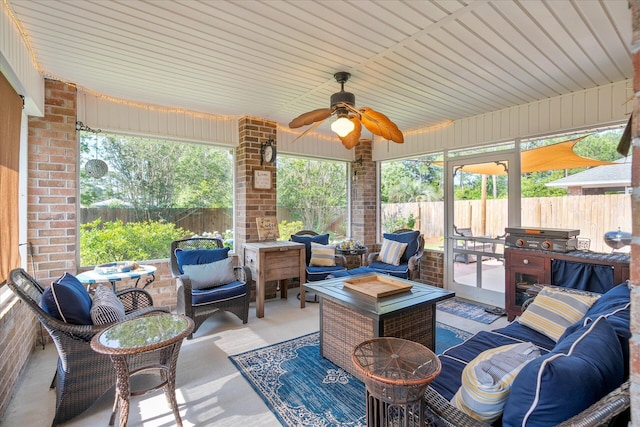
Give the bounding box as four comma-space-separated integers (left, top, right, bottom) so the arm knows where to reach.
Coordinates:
546, 157, 632, 189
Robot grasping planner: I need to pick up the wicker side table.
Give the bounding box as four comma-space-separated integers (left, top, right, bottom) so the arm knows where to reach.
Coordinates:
352, 337, 441, 427
91, 314, 194, 427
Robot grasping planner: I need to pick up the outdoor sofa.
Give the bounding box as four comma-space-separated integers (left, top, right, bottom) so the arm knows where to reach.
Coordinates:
425, 282, 631, 427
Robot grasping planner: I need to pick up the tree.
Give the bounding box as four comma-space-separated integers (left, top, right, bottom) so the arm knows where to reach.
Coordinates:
276, 157, 347, 233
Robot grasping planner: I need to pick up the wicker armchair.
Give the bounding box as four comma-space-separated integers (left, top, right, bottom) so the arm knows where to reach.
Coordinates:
367, 228, 424, 280
6, 268, 167, 426
170, 237, 251, 339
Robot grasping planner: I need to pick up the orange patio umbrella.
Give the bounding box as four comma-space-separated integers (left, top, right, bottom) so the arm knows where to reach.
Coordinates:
445, 136, 616, 175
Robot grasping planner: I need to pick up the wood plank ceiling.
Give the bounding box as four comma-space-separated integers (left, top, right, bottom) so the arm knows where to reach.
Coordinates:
6, 0, 633, 138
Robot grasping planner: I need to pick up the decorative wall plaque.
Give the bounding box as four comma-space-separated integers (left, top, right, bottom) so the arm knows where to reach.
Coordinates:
254, 170, 272, 189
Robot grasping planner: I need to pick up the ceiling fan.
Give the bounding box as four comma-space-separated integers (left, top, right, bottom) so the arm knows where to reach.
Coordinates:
288, 72, 404, 149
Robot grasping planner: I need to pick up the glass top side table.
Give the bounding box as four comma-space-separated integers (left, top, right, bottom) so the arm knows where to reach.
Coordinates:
352, 337, 441, 427
91, 314, 194, 427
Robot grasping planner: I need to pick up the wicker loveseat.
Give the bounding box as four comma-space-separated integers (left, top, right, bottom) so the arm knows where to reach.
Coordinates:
425, 283, 631, 427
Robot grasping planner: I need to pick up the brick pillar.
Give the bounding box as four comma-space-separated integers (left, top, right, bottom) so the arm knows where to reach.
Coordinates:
630, 1, 640, 421
27, 79, 78, 283
235, 117, 277, 248
351, 140, 377, 253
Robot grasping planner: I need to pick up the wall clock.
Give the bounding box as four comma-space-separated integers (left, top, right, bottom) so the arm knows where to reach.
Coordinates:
261, 139, 277, 165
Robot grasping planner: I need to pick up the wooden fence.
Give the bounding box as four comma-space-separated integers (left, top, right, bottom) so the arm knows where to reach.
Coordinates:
383, 194, 632, 254
80, 207, 233, 235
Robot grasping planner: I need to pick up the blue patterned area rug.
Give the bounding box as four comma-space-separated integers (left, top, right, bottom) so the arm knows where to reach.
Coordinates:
436, 298, 503, 324
229, 323, 470, 427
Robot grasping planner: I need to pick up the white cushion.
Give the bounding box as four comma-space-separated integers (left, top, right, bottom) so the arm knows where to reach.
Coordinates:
90, 285, 126, 325
377, 238, 407, 266
182, 257, 237, 289
452, 342, 541, 422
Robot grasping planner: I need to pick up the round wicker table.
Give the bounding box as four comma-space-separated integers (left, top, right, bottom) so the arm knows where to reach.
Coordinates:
352, 337, 441, 427
91, 313, 194, 427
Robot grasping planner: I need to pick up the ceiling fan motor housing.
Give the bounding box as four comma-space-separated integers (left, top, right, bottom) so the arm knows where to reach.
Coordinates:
330, 91, 355, 109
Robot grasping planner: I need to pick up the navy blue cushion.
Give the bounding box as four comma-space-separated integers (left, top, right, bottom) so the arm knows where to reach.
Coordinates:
175, 247, 230, 273
40, 272, 93, 324
503, 317, 624, 427
330, 267, 376, 278
306, 265, 346, 281
368, 261, 409, 279
430, 322, 555, 401
291, 234, 329, 266
383, 230, 420, 263
191, 280, 246, 305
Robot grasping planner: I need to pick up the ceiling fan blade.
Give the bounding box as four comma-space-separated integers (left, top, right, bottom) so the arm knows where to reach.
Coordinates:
289, 108, 333, 128
289, 119, 325, 143
359, 107, 404, 144
338, 117, 362, 149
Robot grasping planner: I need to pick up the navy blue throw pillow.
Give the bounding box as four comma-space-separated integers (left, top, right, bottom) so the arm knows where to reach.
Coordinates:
175, 247, 231, 274
40, 272, 93, 324
291, 234, 329, 266
503, 316, 623, 427
382, 230, 420, 264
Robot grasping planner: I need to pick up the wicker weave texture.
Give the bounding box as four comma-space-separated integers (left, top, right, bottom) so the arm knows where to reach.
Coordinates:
322, 299, 375, 380
382, 305, 433, 350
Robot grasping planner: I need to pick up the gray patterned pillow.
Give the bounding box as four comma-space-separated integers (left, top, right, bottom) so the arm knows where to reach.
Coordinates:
90, 285, 126, 325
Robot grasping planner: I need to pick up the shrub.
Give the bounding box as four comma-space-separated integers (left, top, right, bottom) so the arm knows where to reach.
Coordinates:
80, 218, 191, 265
277, 220, 304, 241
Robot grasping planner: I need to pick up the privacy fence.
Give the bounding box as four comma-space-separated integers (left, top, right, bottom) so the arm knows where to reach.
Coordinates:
383, 194, 631, 254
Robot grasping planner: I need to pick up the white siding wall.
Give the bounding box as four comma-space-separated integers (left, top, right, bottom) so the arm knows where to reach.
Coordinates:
1, 2, 43, 116
77, 92, 239, 146
373, 79, 632, 160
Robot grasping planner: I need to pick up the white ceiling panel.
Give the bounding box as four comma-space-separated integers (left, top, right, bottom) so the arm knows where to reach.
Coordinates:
5, 0, 632, 139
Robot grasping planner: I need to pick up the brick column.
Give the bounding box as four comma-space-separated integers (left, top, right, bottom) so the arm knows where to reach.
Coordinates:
235, 117, 277, 248
629, 1, 640, 421
27, 79, 78, 283
350, 140, 377, 252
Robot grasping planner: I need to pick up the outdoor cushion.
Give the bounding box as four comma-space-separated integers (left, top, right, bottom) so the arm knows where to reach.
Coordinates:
367, 261, 409, 279
452, 342, 540, 422
383, 230, 420, 263
377, 238, 408, 266
306, 265, 347, 281
503, 316, 624, 427
518, 286, 599, 342
90, 284, 126, 325
291, 233, 330, 265
309, 242, 336, 267
182, 257, 237, 289
175, 247, 230, 273
431, 321, 555, 401
191, 280, 247, 305
41, 272, 93, 325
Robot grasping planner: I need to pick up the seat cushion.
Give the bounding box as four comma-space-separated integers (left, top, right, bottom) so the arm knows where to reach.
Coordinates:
291, 233, 329, 265
367, 261, 409, 279
452, 342, 541, 422
430, 321, 555, 401
518, 286, 599, 342
383, 230, 420, 263
503, 316, 624, 427
175, 247, 230, 273
191, 280, 247, 305
182, 257, 237, 289
306, 265, 346, 281
90, 284, 126, 325
41, 272, 93, 325
377, 238, 408, 266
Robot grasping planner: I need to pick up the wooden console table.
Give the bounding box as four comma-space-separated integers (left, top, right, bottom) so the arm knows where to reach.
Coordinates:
243, 241, 306, 318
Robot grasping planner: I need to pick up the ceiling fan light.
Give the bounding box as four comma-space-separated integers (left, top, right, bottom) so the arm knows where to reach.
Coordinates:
331, 117, 355, 137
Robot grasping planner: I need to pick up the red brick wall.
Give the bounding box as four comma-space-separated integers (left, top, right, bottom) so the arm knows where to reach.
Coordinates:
351, 140, 377, 250
27, 79, 78, 283
420, 249, 444, 287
